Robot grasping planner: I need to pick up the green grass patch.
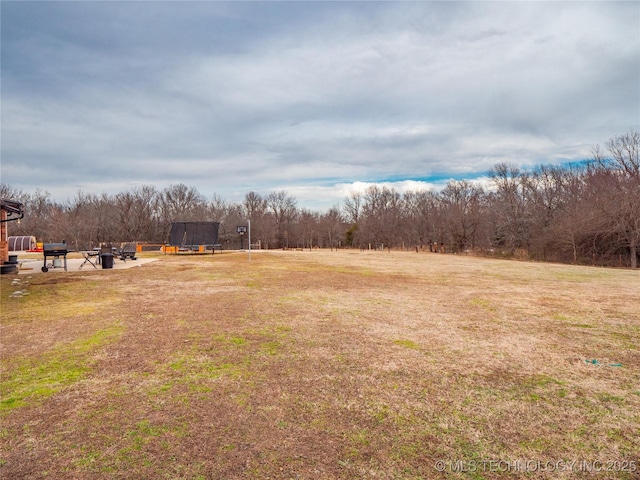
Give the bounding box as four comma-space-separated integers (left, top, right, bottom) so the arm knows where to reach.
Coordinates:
469, 297, 496, 312
260, 340, 281, 356
393, 339, 419, 349
0, 323, 124, 414
0, 278, 120, 324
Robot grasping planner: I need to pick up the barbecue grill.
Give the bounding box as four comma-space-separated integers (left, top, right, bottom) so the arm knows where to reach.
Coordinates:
42, 243, 69, 272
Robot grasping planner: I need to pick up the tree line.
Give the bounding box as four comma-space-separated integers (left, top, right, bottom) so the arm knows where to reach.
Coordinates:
2, 131, 638, 268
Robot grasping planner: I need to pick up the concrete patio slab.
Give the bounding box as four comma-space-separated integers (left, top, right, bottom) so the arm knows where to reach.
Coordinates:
14, 255, 158, 274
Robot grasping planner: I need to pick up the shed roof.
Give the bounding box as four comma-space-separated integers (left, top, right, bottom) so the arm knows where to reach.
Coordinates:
0, 199, 24, 218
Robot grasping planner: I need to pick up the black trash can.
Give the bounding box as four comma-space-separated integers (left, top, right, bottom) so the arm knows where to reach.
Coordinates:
101, 253, 114, 269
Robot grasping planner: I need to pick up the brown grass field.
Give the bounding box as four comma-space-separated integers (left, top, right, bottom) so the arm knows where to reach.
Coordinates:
1, 250, 639, 479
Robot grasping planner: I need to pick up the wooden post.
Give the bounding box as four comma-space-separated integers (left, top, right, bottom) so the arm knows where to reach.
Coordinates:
1, 209, 8, 265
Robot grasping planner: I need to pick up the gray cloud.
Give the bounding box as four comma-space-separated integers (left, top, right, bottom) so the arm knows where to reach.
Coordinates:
1, 1, 638, 209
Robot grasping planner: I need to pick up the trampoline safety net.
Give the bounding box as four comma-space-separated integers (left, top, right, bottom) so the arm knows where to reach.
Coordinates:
169, 222, 220, 248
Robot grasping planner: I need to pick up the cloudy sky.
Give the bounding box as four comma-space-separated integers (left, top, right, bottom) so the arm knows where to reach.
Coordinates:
2, 1, 639, 211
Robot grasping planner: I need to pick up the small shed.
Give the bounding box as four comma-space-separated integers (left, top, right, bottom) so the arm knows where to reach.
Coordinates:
8, 235, 37, 251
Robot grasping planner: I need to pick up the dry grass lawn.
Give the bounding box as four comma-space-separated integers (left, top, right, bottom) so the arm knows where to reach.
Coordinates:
1, 250, 639, 479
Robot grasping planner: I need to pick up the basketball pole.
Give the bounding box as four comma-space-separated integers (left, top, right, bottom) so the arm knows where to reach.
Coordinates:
248, 219, 251, 262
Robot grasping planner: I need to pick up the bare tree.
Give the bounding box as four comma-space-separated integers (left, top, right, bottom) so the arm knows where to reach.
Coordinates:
319, 206, 345, 250
403, 190, 440, 249
489, 163, 530, 254
549, 165, 590, 263
243, 191, 266, 218
160, 184, 207, 220
440, 180, 483, 252
343, 190, 362, 224
590, 131, 640, 268
266, 191, 298, 248
49, 192, 100, 250
606, 130, 640, 179
520, 165, 570, 261
0, 184, 24, 201
158, 184, 208, 242
94, 194, 120, 244
208, 194, 230, 222
358, 185, 403, 249
11, 189, 55, 242
242, 191, 269, 248
297, 209, 319, 249
112, 186, 160, 242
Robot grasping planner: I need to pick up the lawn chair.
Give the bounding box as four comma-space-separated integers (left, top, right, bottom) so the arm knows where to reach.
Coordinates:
116, 242, 137, 261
